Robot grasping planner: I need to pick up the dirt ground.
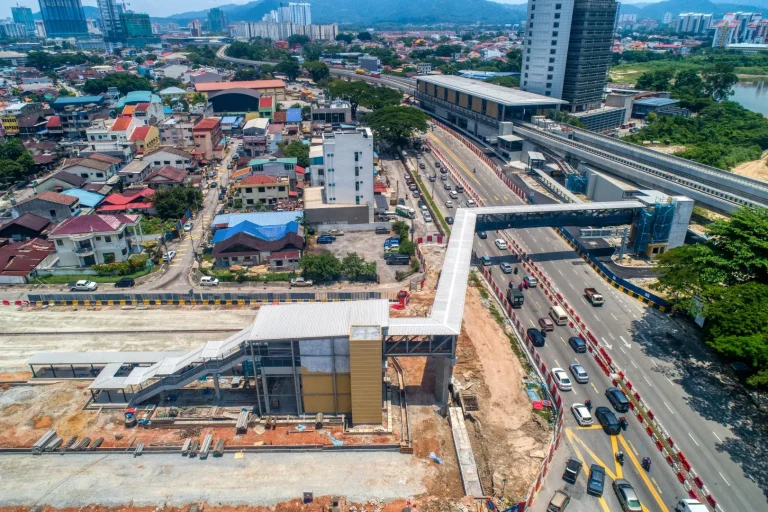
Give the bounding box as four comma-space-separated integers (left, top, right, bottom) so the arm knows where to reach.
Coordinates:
731, 152, 768, 182
647, 144, 687, 155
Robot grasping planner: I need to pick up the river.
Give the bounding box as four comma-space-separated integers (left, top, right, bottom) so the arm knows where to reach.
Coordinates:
730, 80, 768, 115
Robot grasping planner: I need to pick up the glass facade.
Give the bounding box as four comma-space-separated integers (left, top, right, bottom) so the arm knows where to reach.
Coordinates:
38, 0, 88, 38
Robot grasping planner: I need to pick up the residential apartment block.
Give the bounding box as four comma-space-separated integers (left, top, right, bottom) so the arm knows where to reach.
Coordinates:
318, 127, 374, 221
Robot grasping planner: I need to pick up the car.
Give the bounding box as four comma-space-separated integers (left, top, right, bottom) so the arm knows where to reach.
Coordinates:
547, 490, 570, 512
316, 235, 334, 244
386, 254, 410, 265
418, 199, 426, 209
446, 216, 454, 225
605, 387, 630, 412
320, 232, 337, 240
404, 172, 411, 181
587, 465, 606, 496
449, 190, 458, 198
527, 328, 546, 347
327, 229, 345, 236
375, 227, 391, 234
429, 174, 436, 181
445, 200, 454, 209
183, 222, 193, 232
524, 275, 538, 287
408, 183, 418, 191
384, 236, 400, 246
443, 183, 451, 190
480, 255, 492, 266
397, 198, 406, 206
571, 403, 593, 426
440, 167, 448, 174
613, 479, 642, 512
466, 199, 476, 207
563, 457, 582, 484
28, 180, 39, 188
494, 239, 508, 250
434, 161, 441, 168
595, 406, 621, 435
455, 184, 464, 193
424, 213, 433, 222
569, 363, 589, 383
200, 276, 220, 286
210, 181, 217, 188
162, 251, 176, 262
552, 368, 572, 391
412, 190, 421, 198
70, 279, 98, 292
500, 262, 513, 274
419, 162, 426, 169
539, 317, 554, 331
440, 173, 448, 180
477, 231, 488, 239
568, 336, 587, 353
114, 277, 135, 288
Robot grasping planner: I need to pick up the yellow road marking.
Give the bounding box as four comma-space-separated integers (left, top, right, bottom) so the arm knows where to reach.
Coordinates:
591, 383, 599, 393
566, 428, 617, 479
619, 435, 669, 512
555, 359, 561, 368
530, 319, 536, 327
536, 301, 542, 308
565, 429, 611, 512
503, 195, 509, 201
611, 434, 623, 479
430, 136, 483, 186
494, 195, 499, 201
577, 425, 603, 430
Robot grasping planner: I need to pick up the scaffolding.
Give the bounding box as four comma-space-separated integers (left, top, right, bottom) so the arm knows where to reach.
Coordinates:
566, 173, 588, 194
632, 200, 675, 254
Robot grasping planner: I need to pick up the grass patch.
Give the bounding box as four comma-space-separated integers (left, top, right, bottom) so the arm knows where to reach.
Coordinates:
140, 217, 177, 235
608, 61, 698, 84
33, 265, 155, 284
415, 175, 451, 235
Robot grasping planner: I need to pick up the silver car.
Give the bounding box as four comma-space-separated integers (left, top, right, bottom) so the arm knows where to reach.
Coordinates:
569, 363, 589, 384
613, 479, 642, 512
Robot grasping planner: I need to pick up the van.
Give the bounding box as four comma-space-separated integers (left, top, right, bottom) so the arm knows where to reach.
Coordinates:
386, 254, 410, 265
445, 200, 454, 209
549, 305, 568, 326
674, 499, 708, 512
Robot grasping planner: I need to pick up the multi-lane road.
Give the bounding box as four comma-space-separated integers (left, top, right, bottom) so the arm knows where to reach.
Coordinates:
420, 127, 768, 511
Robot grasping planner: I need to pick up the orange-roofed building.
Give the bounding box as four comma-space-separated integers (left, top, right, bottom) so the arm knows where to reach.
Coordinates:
234, 174, 291, 206
122, 105, 137, 116
109, 115, 141, 142
128, 125, 160, 154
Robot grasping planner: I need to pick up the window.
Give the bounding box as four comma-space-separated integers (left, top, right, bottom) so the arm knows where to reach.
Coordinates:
526, 57, 530, 62
81, 173, 88, 178
278, 186, 285, 192
529, 31, 532, 36
118, 232, 124, 240
529, 23, 533, 28
555, 13, 560, 19
527, 48, 531, 54
56, 239, 63, 246
548, 66, 554, 71
546, 83, 552, 88
318, 169, 324, 176
355, 182, 360, 191
122, 247, 128, 256
545, 91, 551, 96
555, 3, 561, 8
49, 210, 57, 218
550, 49, 556, 54
245, 187, 253, 193
164, 160, 171, 165
96, 237, 102, 241
549, 58, 555, 63
326, 153, 333, 157
104, 236, 112, 243
528, 40, 532, 45
246, 199, 254, 205
531, 4, 535, 10
355, 167, 359, 176
103, 253, 116, 264
175, 160, 182, 164
554, 22, 559, 28
258, 187, 266, 192
547, 75, 553, 80
96, 172, 104, 178
355, 196, 360, 205
552, 31, 558, 37
552, 40, 558, 45
524, 80, 528, 86
530, 13, 535, 19
525, 73, 529, 78
354, 152, 359, 162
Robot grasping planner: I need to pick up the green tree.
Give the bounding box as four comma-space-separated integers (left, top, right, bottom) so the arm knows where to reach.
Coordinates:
327, 79, 370, 117
260, 63, 275, 77
485, 76, 520, 88
635, 69, 674, 91
398, 239, 416, 256
135, 56, 145, 65
287, 34, 310, 47
281, 140, 310, 167
190, 92, 207, 105
357, 31, 373, 41
440, 64, 458, 75
365, 106, 429, 147
505, 49, 522, 72
153, 186, 204, 220
304, 61, 330, 83
392, 220, 410, 240
58, 88, 72, 97
82, 74, 153, 95
336, 33, 354, 44
301, 105, 311, 120
360, 86, 402, 111
275, 59, 301, 81
341, 252, 376, 281
156, 77, 185, 90
0, 160, 25, 185
300, 252, 341, 281
303, 44, 323, 62
233, 68, 260, 81
702, 62, 739, 101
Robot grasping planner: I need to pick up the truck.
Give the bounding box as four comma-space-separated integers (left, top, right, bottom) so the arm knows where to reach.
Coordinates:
584, 287, 604, 306
370, 72, 381, 78
69, 280, 98, 292
395, 206, 416, 219
562, 457, 583, 484
290, 277, 314, 287
506, 288, 524, 308
674, 499, 708, 512
355, 68, 367, 75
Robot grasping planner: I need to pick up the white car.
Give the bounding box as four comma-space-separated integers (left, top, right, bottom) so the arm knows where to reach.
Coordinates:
466, 199, 477, 207
571, 403, 593, 426
162, 251, 177, 262
445, 200, 454, 209
183, 222, 193, 232
552, 367, 573, 391
424, 213, 433, 223
494, 239, 508, 250
200, 276, 219, 286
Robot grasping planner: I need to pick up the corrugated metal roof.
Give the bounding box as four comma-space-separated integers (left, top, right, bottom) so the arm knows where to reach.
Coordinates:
28, 351, 188, 366
88, 363, 124, 390
250, 300, 391, 340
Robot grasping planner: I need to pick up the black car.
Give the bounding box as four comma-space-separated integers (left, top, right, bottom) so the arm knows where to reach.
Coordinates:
527, 328, 546, 347
587, 464, 606, 496
316, 235, 334, 244
375, 227, 391, 234
386, 254, 410, 265
595, 406, 621, 435
114, 277, 135, 288
446, 216, 454, 225
455, 184, 465, 193
477, 231, 488, 239
568, 336, 587, 353
606, 387, 630, 413
563, 457, 582, 484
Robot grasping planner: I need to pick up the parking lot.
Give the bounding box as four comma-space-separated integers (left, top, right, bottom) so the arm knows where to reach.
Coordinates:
315, 230, 407, 284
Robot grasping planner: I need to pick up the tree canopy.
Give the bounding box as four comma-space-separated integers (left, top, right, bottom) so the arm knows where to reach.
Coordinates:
275, 59, 301, 81
364, 106, 429, 147
281, 140, 310, 167
226, 40, 291, 62
304, 61, 330, 83
82, 74, 153, 95
0, 139, 36, 185
233, 68, 260, 81
25, 51, 103, 71
287, 34, 310, 47
357, 32, 373, 41
327, 79, 403, 117
153, 186, 204, 220
485, 76, 520, 88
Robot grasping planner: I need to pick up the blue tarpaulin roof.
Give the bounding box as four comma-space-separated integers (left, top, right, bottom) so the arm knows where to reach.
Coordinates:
286, 108, 302, 123
61, 189, 105, 208
212, 211, 299, 228
211, 220, 299, 244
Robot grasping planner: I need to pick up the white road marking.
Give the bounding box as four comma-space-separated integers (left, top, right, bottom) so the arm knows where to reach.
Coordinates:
719, 472, 731, 486
573, 268, 579, 275
688, 433, 700, 447
666, 376, 674, 385
651, 360, 660, 368
611, 313, 618, 321
713, 431, 723, 443
631, 361, 638, 369
643, 376, 653, 387
664, 402, 674, 414
557, 269, 564, 276
569, 283, 575, 289
619, 347, 626, 354
609, 332, 616, 341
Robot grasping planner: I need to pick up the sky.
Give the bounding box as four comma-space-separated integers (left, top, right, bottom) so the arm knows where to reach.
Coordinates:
10, 0, 660, 19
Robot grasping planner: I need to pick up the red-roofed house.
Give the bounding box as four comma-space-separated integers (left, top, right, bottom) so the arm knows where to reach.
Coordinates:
128, 125, 160, 154
45, 116, 63, 137
192, 118, 223, 160
132, 101, 164, 125
259, 96, 275, 120
97, 189, 155, 215
0, 238, 56, 284
0, 213, 52, 241
144, 165, 190, 189
234, 174, 290, 205
110, 115, 141, 142
48, 214, 141, 267
12, 191, 81, 222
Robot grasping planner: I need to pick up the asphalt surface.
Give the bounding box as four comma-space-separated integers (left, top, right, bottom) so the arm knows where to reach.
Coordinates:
427, 128, 768, 512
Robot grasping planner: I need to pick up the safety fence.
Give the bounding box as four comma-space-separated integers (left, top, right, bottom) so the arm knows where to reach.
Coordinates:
478, 265, 563, 511
416, 234, 448, 245
15, 290, 397, 307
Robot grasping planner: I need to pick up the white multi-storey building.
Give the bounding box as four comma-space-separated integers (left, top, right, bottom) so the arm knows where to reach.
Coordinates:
321, 127, 375, 221
289, 3, 312, 25
676, 13, 713, 34
48, 214, 142, 267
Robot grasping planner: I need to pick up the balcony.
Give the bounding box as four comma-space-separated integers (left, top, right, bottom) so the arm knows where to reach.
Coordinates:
75, 245, 94, 255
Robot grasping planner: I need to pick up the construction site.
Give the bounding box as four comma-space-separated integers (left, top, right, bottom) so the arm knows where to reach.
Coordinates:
0, 236, 553, 512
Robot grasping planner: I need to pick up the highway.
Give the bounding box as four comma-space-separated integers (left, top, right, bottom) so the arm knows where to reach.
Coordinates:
420, 127, 768, 512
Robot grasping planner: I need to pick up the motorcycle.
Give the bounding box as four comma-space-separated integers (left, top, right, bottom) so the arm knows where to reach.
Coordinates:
616, 451, 625, 466
642, 457, 651, 471
584, 399, 593, 411
513, 267, 518, 275
619, 416, 628, 431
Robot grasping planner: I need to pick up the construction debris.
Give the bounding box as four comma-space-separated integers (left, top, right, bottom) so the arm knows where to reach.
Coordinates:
199, 434, 213, 459
182, 438, 192, 455
213, 438, 225, 457
90, 438, 103, 450
236, 408, 249, 434
460, 393, 479, 414
32, 430, 56, 455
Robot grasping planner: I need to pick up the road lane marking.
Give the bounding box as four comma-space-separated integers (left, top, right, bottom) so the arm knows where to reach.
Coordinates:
555, 359, 561, 368
620, 347, 626, 354
618, 436, 669, 512
611, 313, 618, 321
664, 402, 674, 414
631, 361, 638, 369
573, 268, 579, 275
530, 319, 536, 327
718, 472, 731, 486
558, 269, 563, 276
536, 301, 542, 309
611, 434, 623, 479
651, 477, 663, 495
567, 429, 618, 479
609, 332, 616, 341
688, 433, 700, 447
643, 376, 653, 387
713, 431, 723, 443
564, 429, 611, 512
665, 376, 674, 385
626, 439, 638, 456
568, 282, 575, 289
591, 383, 599, 393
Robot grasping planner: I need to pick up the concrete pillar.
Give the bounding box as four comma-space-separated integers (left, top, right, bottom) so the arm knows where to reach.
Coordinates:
434, 356, 454, 404
212, 373, 221, 400
262, 372, 271, 414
